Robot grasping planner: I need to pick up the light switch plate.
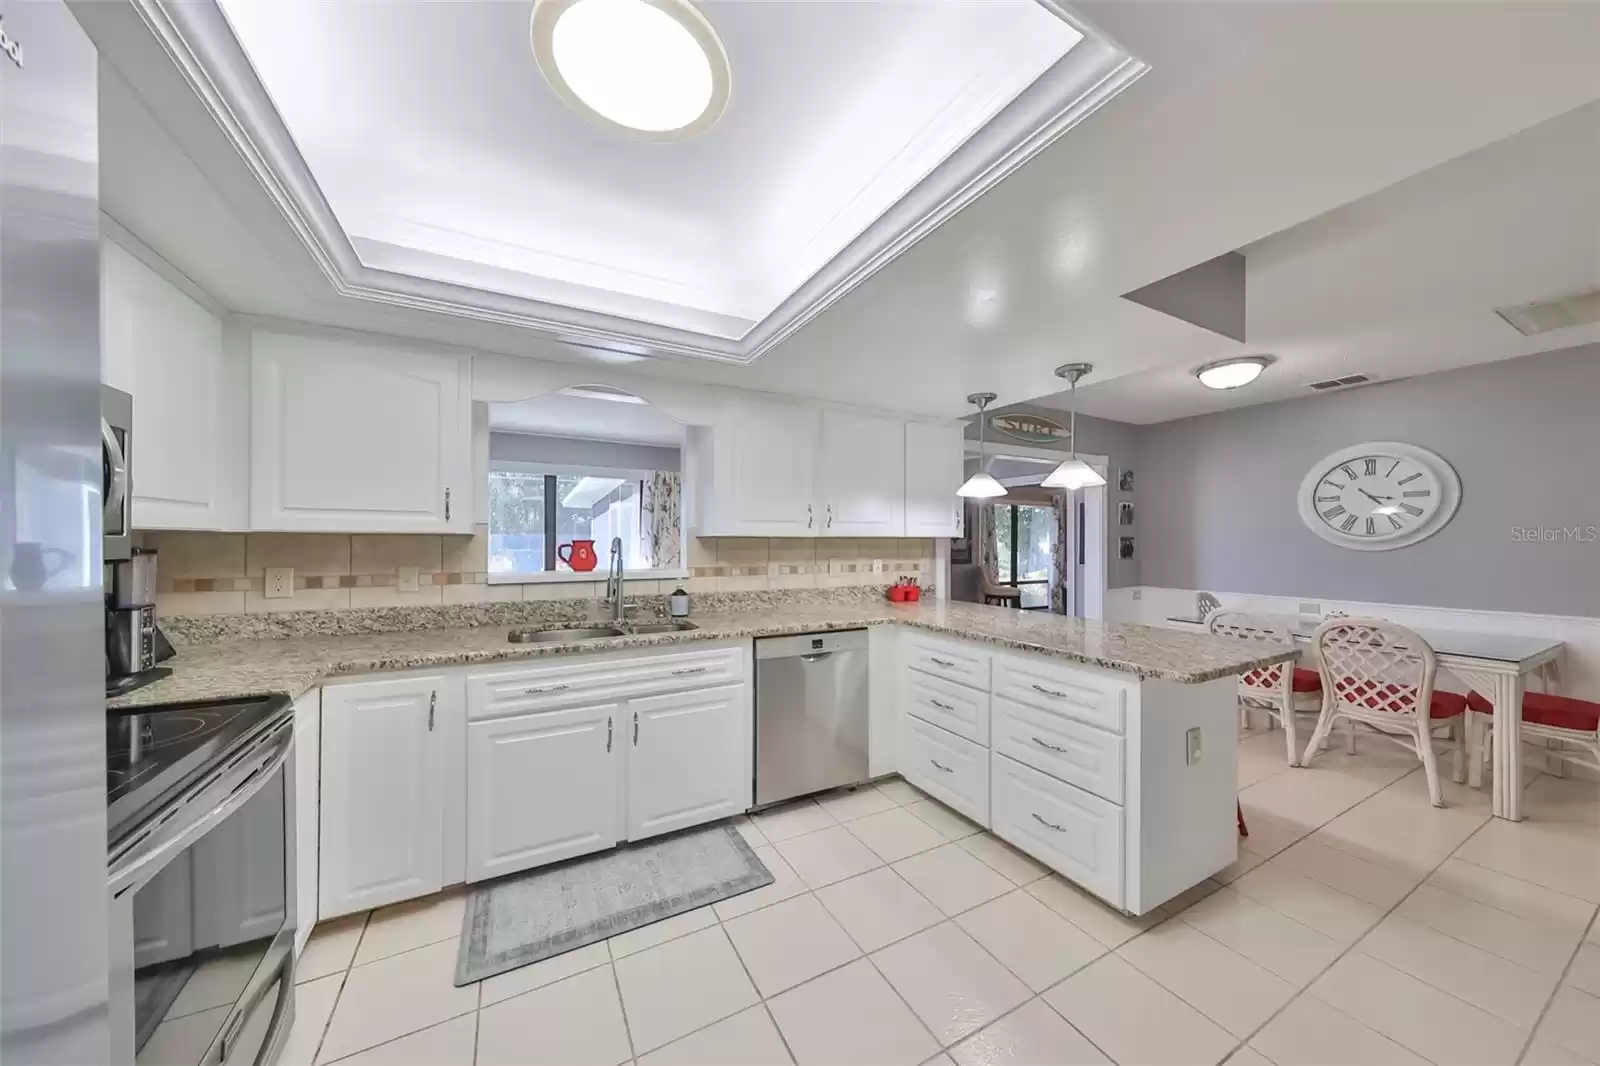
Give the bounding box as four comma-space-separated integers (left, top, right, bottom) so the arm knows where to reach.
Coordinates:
1185, 727, 1203, 766
264, 568, 293, 599
397, 566, 420, 594
871, 559, 885, 574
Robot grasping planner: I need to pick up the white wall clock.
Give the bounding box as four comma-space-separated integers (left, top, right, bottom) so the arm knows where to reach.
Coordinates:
1297, 441, 1461, 551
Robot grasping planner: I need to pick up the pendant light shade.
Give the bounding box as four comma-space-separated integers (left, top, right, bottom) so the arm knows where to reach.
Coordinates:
957, 392, 1009, 499
1042, 362, 1107, 489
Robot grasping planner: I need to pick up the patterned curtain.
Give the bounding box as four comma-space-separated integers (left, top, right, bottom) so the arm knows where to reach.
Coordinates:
977, 504, 1000, 584
1050, 491, 1072, 615
641, 471, 682, 569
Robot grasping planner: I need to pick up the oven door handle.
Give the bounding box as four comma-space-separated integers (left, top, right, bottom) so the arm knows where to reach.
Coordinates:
247, 952, 295, 1066
102, 418, 128, 528
108, 729, 293, 897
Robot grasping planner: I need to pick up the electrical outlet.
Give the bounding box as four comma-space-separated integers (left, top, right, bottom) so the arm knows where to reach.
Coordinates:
1185, 727, 1203, 766
264, 567, 293, 599
397, 566, 420, 594
871, 559, 884, 574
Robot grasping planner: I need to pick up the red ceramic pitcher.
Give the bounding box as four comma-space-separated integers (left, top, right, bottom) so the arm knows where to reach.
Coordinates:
557, 539, 598, 572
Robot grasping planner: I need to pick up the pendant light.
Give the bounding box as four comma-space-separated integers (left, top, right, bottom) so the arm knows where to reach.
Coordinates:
957, 392, 1008, 499
1042, 363, 1107, 489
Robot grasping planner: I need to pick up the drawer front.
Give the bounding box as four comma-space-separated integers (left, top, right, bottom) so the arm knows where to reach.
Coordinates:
992, 754, 1123, 907
902, 716, 989, 826
992, 654, 1128, 735
468, 646, 744, 721
906, 635, 990, 691
906, 670, 989, 745
992, 697, 1124, 804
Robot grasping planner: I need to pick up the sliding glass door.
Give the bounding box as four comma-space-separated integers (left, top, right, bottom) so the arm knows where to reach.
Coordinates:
993, 503, 1055, 610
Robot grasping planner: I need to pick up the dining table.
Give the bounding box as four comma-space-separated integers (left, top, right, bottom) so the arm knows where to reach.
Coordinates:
1175, 613, 1568, 821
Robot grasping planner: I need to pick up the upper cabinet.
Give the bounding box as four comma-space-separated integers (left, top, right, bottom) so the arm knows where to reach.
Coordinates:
818, 410, 904, 537
904, 421, 965, 538
250, 332, 472, 533
102, 240, 246, 530
690, 401, 821, 537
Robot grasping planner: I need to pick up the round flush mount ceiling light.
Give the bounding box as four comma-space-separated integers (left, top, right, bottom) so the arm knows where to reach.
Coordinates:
1195, 355, 1275, 390
532, 0, 731, 140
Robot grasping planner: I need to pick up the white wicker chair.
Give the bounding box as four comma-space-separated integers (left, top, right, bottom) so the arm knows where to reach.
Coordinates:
1208, 611, 1323, 766
1301, 618, 1470, 807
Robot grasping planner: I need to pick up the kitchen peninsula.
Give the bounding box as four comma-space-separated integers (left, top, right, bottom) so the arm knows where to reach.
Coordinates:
113, 599, 1295, 920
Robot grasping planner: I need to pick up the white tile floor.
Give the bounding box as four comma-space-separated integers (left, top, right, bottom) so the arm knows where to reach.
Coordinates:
283, 731, 1600, 1066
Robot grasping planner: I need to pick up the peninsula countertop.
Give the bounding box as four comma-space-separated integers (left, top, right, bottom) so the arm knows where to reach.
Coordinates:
108, 600, 1298, 709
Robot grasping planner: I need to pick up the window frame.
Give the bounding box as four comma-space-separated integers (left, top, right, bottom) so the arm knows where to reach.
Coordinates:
993, 501, 1054, 612
487, 458, 688, 585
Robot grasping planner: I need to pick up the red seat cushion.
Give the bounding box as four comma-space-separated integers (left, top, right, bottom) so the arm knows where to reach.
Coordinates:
1335, 678, 1466, 718
1292, 667, 1323, 693
1466, 691, 1600, 733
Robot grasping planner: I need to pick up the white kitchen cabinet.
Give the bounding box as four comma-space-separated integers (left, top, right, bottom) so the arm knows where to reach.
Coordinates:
102, 238, 245, 530
250, 330, 471, 533
466, 704, 621, 882
689, 401, 820, 536
319, 675, 457, 918
904, 421, 965, 538
293, 689, 320, 955
818, 410, 905, 537
626, 685, 748, 840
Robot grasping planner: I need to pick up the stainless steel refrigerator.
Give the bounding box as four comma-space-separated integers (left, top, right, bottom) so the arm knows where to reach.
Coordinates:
0, 2, 110, 1063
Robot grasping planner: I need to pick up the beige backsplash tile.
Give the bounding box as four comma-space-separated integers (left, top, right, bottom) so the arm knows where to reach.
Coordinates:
351, 534, 442, 575
245, 587, 350, 613
246, 533, 350, 576
155, 533, 246, 580
157, 590, 246, 616
687, 537, 717, 566
442, 527, 487, 573
351, 584, 443, 609
715, 538, 769, 565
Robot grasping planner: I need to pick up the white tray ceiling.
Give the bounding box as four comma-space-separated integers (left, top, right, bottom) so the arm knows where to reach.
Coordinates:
176, 0, 1139, 363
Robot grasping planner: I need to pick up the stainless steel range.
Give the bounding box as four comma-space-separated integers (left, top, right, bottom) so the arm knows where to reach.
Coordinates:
106, 696, 297, 1066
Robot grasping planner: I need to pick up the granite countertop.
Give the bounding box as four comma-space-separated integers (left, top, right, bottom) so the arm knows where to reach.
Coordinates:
109, 601, 1297, 709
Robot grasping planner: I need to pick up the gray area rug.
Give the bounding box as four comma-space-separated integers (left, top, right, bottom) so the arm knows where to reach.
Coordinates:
455, 822, 772, 986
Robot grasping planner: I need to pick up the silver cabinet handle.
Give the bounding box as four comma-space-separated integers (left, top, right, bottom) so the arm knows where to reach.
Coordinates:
929, 656, 956, 668
428, 691, 436, 731
807, 504, 814, 529
1032, 812, 1068, 833
633, 711, 639, 746
524, 683, 569, 695
1032, 736, 1069, 753
445, 487, 451, 522
930, 760, 954, 774
1031, 683, 1071, 699
827, 504, 834, 528
607, 716, 613, 753
929, 698, 956, 712
671, 666, 707, 676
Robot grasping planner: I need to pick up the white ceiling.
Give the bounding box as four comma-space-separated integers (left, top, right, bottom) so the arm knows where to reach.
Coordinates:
489, 389, 685, 446
81, 1, 1600, 419
1032, 100, 1600, 424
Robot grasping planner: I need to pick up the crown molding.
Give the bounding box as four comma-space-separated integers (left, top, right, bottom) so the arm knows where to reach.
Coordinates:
134, 0, 1145, 366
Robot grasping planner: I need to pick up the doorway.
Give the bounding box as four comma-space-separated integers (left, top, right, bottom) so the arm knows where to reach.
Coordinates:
992, 502, 1055, 610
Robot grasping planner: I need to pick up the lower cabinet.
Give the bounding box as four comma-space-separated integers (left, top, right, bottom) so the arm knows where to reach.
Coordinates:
627, 684, 748, 841
319, 674, 459, 919
990, 754, 1123, 904
466, 703, 622, 882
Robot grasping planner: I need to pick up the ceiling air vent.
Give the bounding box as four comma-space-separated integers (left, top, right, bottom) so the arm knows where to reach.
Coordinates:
1495, 288, 1600, 336
1306, 374, 1372, 391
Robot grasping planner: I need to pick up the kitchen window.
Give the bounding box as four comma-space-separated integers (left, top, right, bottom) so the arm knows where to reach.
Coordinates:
487, 461, 683, 582
993, 502, 1054, 610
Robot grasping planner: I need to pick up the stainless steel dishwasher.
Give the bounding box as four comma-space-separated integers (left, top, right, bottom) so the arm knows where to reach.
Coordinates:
754, 629, 870, 807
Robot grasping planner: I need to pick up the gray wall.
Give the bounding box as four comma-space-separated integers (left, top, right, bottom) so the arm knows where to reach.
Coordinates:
966, 404, 1142, 589
1136, 344, 1600, 616
491, 432, 680, 472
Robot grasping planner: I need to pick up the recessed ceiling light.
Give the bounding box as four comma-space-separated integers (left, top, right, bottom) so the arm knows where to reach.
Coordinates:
1195, 355, 1274, 390
531, 0, 731, 140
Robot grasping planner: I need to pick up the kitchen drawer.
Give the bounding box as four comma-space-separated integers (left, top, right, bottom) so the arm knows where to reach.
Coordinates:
992, 754, 1123, 907
906, 634, 990, 691
468, 646, 744, 721
906, 670, 989, 745
901, 715, 989, 826
992, 697, 1123, 804
992, 654, 1128, 735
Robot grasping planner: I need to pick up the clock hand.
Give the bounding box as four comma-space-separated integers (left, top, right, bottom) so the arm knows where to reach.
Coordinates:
1356, 488, 1387, 505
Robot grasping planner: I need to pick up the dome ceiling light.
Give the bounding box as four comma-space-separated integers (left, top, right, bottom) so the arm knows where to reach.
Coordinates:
531, 0, 731, 140
1195, 355, 1274, 390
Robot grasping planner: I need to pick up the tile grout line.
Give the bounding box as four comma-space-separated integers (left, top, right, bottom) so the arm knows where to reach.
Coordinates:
606, 952, 641, 1064
708, 885, 799, 1066
1514, 907, 1600, 1065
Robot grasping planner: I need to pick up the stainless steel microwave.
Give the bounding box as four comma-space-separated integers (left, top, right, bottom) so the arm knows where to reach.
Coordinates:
103, 385, 132, 562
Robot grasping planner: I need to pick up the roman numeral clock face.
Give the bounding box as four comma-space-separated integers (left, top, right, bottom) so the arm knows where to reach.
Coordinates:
1297, 443, 1461, 551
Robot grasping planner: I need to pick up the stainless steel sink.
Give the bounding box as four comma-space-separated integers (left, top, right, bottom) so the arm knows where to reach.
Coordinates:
507, 626, 627, 644
623, 621, 699, 635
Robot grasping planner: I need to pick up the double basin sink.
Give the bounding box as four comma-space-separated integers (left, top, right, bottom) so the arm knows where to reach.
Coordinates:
507, 620, 699, 645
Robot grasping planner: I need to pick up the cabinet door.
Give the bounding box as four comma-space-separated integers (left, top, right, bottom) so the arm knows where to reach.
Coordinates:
466, 704, 621, 882
716, 402, 820, 536
251, 331, 470, 533
103, 240, 235, 530
904, 421, 965, 538
319, 677, 446, 917
819, 410, 905, 537
627, 684, 748, 841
